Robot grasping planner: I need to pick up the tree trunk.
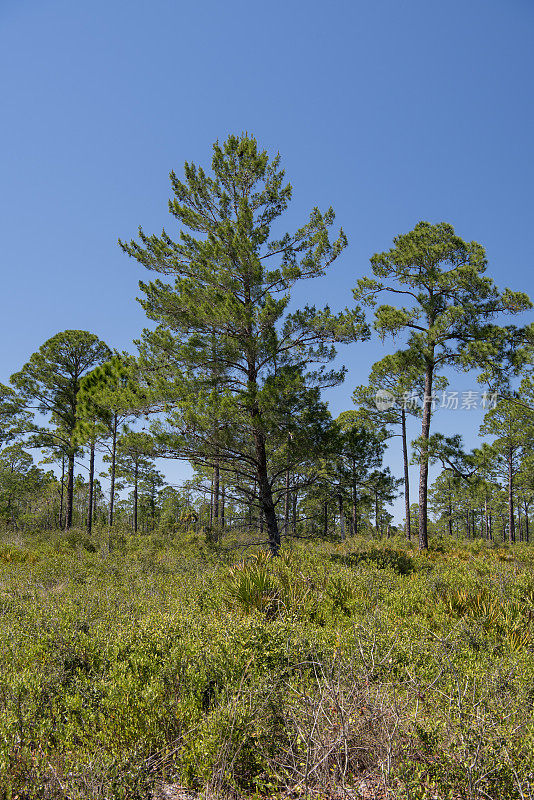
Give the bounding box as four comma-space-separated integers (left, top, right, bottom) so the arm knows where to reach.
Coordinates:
109, 413, 118, 528
401, 406, 411, 541
418, 359, 434, 550
508, 446, 515, 544
524, 501, 529, 543
59, 456, 65, 529
254, 429, 279, 555
375, 488, 380, 536
292, 489, 297, 536
448, 475, 453, 538
213, 461, 220, 521
338, 491, 345, 540
323, 500, 328, 538
352, 486, 358, 537
65, 451, 75, 530
87, 443, 95, 535
209, 473, 213, 528
284, 467, 290, 533
221, 482, 225, 529
133, 457, 138, 533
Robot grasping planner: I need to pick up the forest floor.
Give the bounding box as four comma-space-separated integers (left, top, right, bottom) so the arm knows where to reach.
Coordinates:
1, 527, 534, 799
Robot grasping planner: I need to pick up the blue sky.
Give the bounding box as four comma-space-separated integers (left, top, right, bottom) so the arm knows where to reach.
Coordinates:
1, 0, 533, 520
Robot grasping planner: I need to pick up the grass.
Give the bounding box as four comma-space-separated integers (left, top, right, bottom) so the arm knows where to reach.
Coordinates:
1, 527, 534, 799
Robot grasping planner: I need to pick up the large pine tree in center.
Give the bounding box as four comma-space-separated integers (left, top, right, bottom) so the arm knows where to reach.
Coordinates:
120, 134, 365, 554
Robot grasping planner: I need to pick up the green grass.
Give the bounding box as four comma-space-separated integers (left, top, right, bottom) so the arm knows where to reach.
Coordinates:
2, 528, 534, 799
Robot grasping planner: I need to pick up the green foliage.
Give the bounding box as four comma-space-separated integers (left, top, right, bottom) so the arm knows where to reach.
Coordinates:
2, 531, 534, 798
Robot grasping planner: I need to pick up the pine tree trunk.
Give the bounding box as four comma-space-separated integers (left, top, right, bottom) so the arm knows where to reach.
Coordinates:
292, 490, 297, 536
338, 492, 345, 540
59, 456, 65, 529
87, 443, 95, 535
401, 406, 411, 541
352, 484, 358, 537
375, 488, 380, 536
221, 482, 225, 530
508, 446, 515, 544
133, 457, 138, 533
418, 359, 434, 550
448, 475, 453, 538
254, 429, 279, 555
524, 501, 529, 543
109, 413, 118, 528
209, 474, 213, 528
284, 467, 290, 533
65, 452, 75, 530
323, 500, 328, 538
213, 460, 220, 522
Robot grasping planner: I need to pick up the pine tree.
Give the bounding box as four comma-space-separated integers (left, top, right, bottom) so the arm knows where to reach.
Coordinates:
120, 133, 366, 555
354, 221, 531, 549
76, 354, 148, 528
10, 331, 111, 529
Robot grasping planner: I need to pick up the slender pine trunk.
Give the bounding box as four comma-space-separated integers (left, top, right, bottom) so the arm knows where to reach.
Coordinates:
133, 457, 138, 533
508, 446, 515, 544
109, 413, 118, 528
213, 460, 220, 521
59, 456, 65, 529
338, 491, 345, 540
418, 359, 434, 550
87, 443, 95, 535
65, 452, 75, 530
375, 488, 380, 536
284, 467, 290, 533
448, 475, 453, 538
401, 406, 411, 541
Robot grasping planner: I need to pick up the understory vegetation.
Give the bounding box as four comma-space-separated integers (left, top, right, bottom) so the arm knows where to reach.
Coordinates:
2, 528, 534, 799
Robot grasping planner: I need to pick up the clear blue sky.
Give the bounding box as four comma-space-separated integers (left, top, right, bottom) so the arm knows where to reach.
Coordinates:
1, 0, 533, 519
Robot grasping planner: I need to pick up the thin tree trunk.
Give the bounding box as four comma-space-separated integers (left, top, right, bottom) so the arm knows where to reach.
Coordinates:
87, 443, 95, 535
59, 456, 65, 529
418, 359, 434, 550
109, 413, 117, 528
375, 488, 380, 536
133, 457, 138, 533
401, 406, 411, 541
209, 473, 213, 528
448, 474, 453, 537
338, 491, 345, 540
352, 485, 358, 537
213, 461, 219, 521
323, 500, 328, 538
524, 501, 529, 543
284, 467, 290, 533
221, 482, 225, 529
65, 452, 75, 530
292, 490, 297, 536
508, 446, 515, 544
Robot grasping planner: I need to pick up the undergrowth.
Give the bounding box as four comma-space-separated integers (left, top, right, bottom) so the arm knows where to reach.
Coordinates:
1, 528, 534, 799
